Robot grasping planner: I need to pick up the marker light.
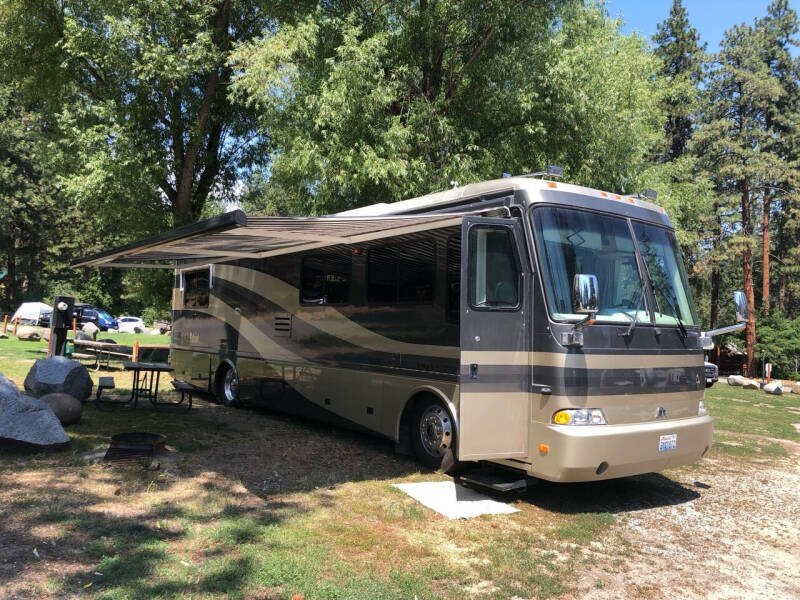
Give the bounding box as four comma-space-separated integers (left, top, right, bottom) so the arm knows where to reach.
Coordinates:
552, 409, 607, 425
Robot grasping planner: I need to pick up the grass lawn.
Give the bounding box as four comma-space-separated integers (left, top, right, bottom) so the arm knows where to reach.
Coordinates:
1, 336, 798, 599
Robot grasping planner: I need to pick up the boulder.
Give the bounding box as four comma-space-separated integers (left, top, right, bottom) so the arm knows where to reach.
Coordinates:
39, 393, 82, 425
24, 356, 93, 401
742, 379, 760, 390
82, 322, 99, 335
727, 375, 745, 386
16, 325, 43, 341
792, 381, 800, 394
0, 373, 69, 447
75, 331, 93, 341
42, 328, 51, 342
763, 381, 783, 395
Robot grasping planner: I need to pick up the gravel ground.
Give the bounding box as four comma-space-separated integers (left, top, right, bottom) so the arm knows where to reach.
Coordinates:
570, 449, 800, 599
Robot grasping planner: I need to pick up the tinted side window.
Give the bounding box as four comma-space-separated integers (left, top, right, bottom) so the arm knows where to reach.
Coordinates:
468, 226, 519, 309
367, 240, 435, 304
301, 253, 351, 305
447, 235, 461, 321
184, 270, 210, 308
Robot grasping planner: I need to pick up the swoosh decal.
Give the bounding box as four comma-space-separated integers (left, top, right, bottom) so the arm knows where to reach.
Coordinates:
214, 264, 459, 359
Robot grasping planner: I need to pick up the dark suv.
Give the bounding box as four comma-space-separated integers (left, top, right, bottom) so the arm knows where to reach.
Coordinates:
73, 303, 119, 331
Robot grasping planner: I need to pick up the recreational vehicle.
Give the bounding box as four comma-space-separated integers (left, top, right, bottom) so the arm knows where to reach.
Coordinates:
73, 173, 746, 482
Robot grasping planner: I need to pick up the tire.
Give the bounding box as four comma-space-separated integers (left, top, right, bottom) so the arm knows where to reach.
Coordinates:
411, 398, 458, 472
705, 381, 714, 388
217, 364, 241, 407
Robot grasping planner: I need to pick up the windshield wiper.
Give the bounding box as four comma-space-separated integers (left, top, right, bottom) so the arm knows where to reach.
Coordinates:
648, 279, 688, 339
619, 287, 646, 337
638, 256, 688, 339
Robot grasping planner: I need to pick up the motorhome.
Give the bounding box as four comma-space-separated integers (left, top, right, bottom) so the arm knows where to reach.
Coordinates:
73, 173, 746, 482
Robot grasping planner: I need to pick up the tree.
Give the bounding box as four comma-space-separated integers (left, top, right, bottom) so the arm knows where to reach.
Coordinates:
653, 0, 705, 162
695, 20, 788, 375
753, 1, 800, 316
0, 0, 300, 225
230, 1, 663, 215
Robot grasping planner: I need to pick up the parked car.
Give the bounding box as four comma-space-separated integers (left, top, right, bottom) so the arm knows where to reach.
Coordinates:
117, 316, 146, 333
73, 303, 119, 331
11, 302, 53, 327
704, 361, 719, 388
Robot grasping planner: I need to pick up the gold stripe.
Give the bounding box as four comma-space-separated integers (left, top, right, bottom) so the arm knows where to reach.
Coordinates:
215, 265, 459, 359
460, 351, 703, 369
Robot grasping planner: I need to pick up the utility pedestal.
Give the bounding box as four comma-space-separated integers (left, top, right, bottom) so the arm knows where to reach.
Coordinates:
47, 296, 75, 358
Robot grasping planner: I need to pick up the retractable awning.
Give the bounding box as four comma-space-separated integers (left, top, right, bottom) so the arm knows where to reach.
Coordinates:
72, 210, 464, 269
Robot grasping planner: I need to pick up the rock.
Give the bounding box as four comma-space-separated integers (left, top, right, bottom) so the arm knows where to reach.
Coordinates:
75, 331, 93, 341
792, 382, 800, 394
763, 381, 783, 395
16, 325, 43, 341
42, 328, 51, 342
82, 322, 99, 335
39, 393, 82, 425
742, 379, 760, 390
0, 373, 69, 447
24, 356, 93, 401
727, 375, 745, 386
148, 328, 161, 335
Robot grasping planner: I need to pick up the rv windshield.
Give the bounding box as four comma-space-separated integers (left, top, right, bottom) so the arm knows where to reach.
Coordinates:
532, 206, 697, 327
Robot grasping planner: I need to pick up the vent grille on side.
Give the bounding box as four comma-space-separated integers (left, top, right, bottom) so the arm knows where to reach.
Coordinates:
274, 313, 292, 337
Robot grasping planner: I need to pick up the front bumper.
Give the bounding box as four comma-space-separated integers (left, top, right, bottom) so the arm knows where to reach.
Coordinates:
528, 414, 713, 482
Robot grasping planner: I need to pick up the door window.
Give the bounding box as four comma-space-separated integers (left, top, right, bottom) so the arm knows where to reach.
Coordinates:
467, 226, 520, 310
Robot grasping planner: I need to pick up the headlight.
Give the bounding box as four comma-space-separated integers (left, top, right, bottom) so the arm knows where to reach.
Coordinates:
698, 399, 707, 416
552, 408, 607, 425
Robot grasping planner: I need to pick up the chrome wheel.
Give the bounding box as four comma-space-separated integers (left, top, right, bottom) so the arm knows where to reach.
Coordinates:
223, 367, 239, 404
418, 405, 452, 458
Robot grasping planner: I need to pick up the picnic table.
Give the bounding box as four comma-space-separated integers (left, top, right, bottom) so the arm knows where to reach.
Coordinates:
72, 339, 132, 370
124, 361, 175, 408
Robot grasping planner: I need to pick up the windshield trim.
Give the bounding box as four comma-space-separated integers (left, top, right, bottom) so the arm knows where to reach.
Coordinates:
528, 204, 698, 329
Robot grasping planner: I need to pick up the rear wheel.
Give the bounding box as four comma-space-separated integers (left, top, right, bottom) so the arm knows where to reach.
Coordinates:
217, 364, 240, 407
411, 398, 457, 472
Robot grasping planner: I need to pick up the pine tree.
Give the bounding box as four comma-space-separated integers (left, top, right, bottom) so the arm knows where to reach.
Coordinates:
696, 20, 787, 375
653, 0, 705, 162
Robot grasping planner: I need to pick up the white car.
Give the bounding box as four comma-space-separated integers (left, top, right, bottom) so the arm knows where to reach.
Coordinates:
117, 316, 146, 333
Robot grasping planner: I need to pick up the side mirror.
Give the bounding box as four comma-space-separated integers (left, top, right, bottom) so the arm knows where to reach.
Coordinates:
734, 290, 748, 323
573, 274, 599, 314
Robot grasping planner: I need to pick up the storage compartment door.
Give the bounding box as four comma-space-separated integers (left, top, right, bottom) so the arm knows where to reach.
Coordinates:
458, 216, 530, 460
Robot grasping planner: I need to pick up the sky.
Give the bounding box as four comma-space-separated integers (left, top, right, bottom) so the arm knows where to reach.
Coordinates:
606, 0, 800, 54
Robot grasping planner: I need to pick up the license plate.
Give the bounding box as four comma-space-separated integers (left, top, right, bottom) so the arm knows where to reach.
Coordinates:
659, 434, 677, 452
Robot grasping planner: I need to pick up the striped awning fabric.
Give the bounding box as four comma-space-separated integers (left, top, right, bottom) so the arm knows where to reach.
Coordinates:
72, 210, 464, 269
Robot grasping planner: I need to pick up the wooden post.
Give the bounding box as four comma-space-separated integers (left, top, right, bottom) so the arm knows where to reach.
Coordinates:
133, 340, 140, 363
1, 314, 7, 333
12, 317, 19, 335
72, 318, 77, 337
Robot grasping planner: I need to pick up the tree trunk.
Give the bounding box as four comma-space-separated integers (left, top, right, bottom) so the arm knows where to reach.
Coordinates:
171, 0, 231, 226
762, 190, 770, 314
709, 201, 721, 363
741, 181, 756, 377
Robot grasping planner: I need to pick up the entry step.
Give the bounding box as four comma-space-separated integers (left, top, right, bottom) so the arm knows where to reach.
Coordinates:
455, 466, 529, 493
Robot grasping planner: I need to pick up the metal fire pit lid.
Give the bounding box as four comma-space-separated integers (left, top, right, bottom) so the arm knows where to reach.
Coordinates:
104, 432, 166, 463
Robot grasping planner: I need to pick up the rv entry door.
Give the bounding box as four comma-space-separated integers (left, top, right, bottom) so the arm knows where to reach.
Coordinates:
458, 216, 530, 460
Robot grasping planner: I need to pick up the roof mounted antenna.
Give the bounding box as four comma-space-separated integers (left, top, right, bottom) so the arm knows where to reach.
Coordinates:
638, 188, 658, 201
519, 164, 564, 179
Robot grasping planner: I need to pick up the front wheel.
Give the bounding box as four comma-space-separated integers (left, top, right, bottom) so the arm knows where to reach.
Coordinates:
411, 399, 458, 472
217, 364, 241, 407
